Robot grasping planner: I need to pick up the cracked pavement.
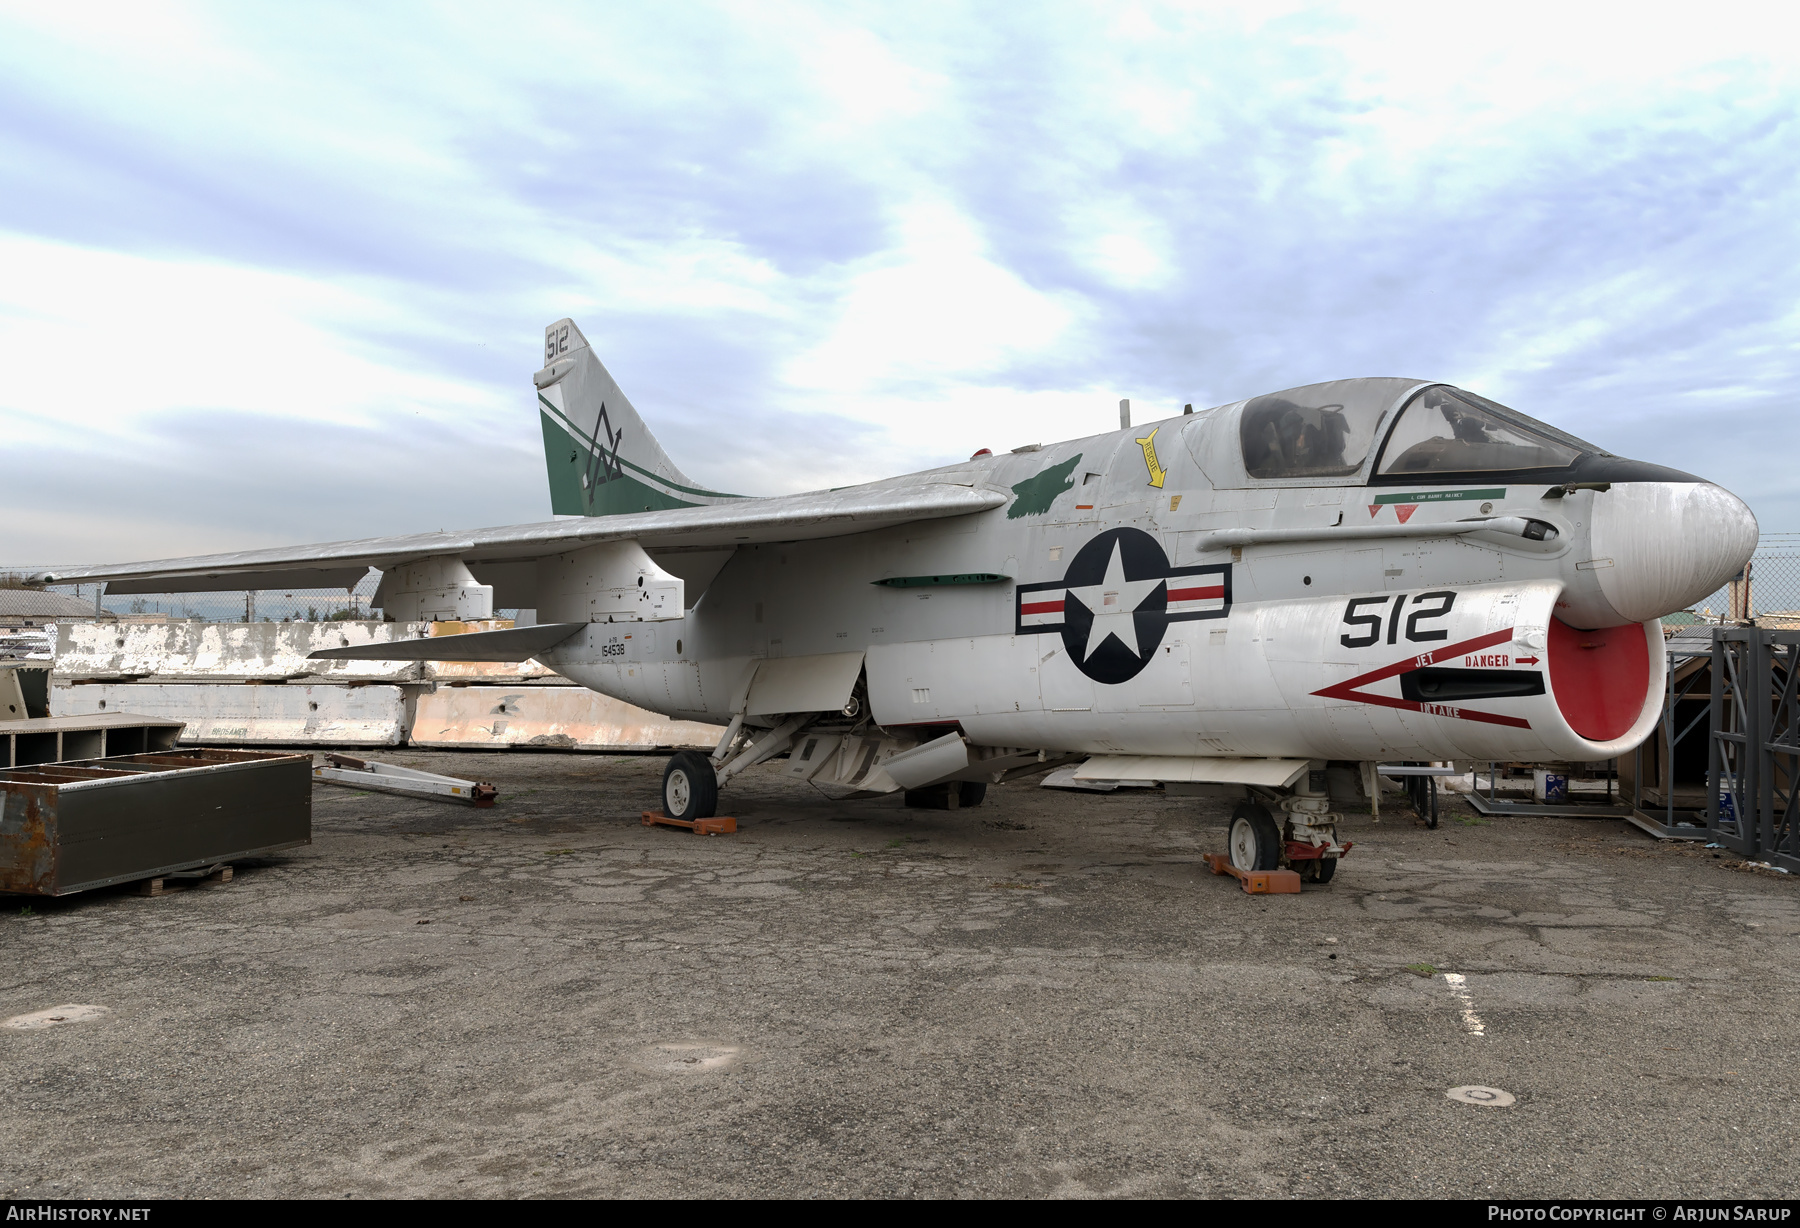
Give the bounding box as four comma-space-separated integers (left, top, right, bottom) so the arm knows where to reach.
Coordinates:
2, 752, 1796, 1198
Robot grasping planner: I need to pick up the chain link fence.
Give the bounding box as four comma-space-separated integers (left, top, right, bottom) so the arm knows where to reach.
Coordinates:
1683, 534, 1800, 630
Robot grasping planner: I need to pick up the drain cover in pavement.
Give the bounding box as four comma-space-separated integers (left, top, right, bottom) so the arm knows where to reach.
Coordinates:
3, 1005, 110, 1031
1446, 1085, 1515, 1106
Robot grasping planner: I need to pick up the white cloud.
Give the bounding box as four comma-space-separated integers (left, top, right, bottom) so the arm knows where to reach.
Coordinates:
783, 200, 1077, 393
0, 234, 493, 444
805, 21, 941, 128
1, 0, 1797, 555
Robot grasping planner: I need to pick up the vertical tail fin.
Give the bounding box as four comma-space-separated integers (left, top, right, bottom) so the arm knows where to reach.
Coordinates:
534, 319, 742, 516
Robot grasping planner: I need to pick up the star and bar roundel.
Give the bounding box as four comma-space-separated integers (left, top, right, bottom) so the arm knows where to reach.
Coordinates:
1014, 528, 1231, 684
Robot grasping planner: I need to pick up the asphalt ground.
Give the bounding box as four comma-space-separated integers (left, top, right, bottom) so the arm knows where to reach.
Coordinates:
3, 750, 1797, 1200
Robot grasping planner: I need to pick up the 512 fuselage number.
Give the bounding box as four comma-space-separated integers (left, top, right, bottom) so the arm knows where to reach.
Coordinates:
1340, 590, 1456, 648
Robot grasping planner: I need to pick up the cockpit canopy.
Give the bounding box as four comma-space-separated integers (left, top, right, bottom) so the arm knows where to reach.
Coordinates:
1232, 378, 1610, 484
1374, 386, 1602, 476
1239, 386, 1386, 479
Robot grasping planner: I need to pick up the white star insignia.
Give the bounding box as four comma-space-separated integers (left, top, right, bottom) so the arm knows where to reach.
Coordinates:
1063, 541, 1164, 661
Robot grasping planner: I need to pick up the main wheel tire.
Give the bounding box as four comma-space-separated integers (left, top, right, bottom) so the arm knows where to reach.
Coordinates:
957, 781, 987, 808
1227, 802, 1282, 872
662, 751, 718, 820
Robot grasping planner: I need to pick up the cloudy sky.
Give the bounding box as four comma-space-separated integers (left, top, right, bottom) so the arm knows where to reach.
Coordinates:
2, 0, 1796, 565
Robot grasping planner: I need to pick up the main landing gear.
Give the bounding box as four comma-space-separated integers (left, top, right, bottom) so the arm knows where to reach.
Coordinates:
662, 751, 719, 821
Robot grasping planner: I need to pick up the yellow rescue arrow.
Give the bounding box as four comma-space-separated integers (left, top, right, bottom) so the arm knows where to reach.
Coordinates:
1136, 427, 1165, 489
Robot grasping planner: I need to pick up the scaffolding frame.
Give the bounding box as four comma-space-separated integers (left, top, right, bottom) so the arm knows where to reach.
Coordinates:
1706, 627, 1800, 871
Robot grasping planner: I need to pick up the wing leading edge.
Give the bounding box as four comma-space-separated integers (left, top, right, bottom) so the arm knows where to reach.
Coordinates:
33, 482, 1007, 592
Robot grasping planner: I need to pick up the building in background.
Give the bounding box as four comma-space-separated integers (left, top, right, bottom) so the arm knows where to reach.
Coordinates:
0, 588, 97, 630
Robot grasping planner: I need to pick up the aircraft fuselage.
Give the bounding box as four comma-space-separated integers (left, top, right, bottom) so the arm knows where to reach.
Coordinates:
548, 381, 1756, 767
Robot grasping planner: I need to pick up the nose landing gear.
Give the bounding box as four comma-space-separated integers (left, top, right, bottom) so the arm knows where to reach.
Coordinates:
1276, 765, 1351, 882
1221, 764, 1351, 890
1227, 801, 1282, 871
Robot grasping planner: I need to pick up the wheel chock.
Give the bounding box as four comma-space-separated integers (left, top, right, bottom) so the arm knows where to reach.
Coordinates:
641, 811, 737, 836
1204, 853, 1302, 895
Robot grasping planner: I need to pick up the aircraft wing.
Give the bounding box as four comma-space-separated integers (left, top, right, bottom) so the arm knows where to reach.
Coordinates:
34, 481, 1007, 592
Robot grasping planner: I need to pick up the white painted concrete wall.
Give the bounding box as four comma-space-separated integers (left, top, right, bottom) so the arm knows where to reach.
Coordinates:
51, 621, 721, 752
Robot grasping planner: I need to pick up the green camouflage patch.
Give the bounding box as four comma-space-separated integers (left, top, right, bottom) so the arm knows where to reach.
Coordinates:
1008, 454, 1082, 519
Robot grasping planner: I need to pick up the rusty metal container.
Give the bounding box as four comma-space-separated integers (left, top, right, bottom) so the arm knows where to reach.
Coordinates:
0, 748, 311, 897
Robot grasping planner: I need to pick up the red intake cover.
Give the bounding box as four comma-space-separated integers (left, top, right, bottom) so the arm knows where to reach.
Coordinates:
1548, 619, 1650, 742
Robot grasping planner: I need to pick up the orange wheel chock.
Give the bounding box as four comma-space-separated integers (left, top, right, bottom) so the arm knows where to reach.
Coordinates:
641, 811, 737, 836
1204, 852, 1302, 895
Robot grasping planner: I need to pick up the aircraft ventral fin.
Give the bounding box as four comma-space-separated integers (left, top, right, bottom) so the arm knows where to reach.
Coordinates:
35, 484, 1008, 592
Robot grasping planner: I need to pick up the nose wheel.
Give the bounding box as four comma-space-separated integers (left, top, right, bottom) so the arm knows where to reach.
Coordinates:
662, 751, 718, 821
1227, 802, 1282, 872
1218, 762, 1354, 890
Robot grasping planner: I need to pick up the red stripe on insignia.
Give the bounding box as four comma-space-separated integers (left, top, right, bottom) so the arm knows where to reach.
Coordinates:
1166, 585, 1224, 602
1020, 600, 1064, 616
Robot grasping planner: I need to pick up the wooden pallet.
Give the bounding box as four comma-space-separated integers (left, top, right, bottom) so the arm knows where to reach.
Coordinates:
136, 864, 233, 897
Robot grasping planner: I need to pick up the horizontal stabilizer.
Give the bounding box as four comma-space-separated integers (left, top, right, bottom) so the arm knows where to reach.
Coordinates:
307, 622, 585, 663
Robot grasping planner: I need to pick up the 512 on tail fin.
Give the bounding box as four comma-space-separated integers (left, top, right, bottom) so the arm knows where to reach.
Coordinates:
533, 318, 746, 517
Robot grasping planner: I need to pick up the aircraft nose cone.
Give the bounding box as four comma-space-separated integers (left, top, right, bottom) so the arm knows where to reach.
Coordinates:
1589, 481, 1759, 623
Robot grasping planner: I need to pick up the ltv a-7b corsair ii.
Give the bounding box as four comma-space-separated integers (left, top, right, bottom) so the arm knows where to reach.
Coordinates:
43, 319, 1758, 880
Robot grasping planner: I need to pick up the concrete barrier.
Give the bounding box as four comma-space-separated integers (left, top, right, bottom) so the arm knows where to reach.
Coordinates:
53, 681, 412, 746
411, 685, 718, 751
54, 619, 564, 684
58, 619, 429, 683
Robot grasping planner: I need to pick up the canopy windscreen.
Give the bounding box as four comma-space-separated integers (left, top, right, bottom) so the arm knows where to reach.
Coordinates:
1377, 387, 1603, 477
